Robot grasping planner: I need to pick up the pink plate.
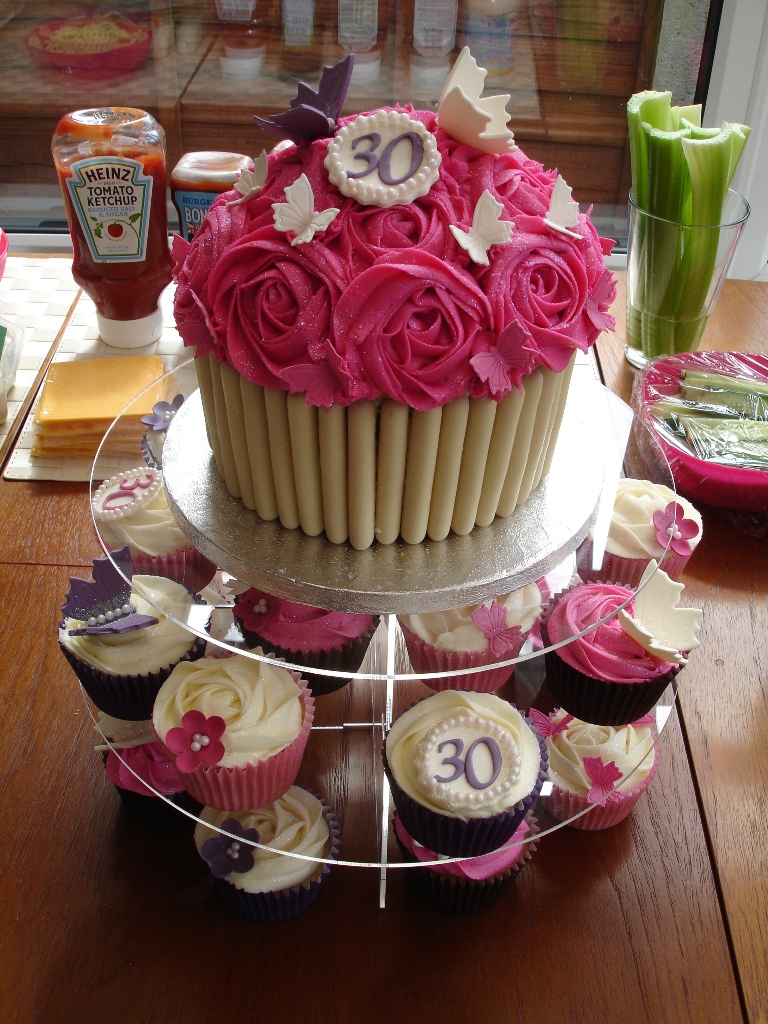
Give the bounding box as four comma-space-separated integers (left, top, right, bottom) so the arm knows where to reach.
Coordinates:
641, 352, 768, 512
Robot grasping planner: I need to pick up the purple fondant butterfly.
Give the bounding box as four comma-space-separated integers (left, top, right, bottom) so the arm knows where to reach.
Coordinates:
62, 546, 158, 636
253, 55, 354, 143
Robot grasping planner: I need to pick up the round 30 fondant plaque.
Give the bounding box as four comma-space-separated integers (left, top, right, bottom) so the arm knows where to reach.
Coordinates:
325, 110, 441, 208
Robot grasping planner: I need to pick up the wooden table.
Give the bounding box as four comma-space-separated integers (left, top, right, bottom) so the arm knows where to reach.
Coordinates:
0, 272, 765, 1024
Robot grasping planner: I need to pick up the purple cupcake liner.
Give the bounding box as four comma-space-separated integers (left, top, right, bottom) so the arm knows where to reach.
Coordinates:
383, 704, 548, 858
240, 619, 379, 694
59, 585, 209, 720
394, 814, 539, 915
60, 637, 207, 720
209, 797, 340, 922
140, 431, 163, 470
113, 785, 203, 830
540, 601, 681, 726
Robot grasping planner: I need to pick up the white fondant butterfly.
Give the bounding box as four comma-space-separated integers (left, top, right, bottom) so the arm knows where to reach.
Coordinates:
273, 174, 340, 245
618, 560, 702, 665
543, 175, 581, 239
438, 47, 515, 155
450, 190, 514, 265
226, 151, 268, 206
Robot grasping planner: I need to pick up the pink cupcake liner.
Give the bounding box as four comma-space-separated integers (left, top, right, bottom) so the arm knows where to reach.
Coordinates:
540, 739, 660, 830
399, 621, 522, 693
132, 547, 217, 595
60, 634, 207, 721
173, 681, 315, 811
240, 619, 379, 695
540, 587, 681, 727
209, 797, 340, 922
576, 542, 692, 588
394, 812, 539, 914
383, 703, 548, 857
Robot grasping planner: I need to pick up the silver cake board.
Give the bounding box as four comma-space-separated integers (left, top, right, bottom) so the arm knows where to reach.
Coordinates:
163, 376, 610, 615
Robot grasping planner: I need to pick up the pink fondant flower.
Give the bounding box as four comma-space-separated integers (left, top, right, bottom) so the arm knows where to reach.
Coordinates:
333, 249, 492, 410
470, 600, 522, 658
165, 710, 226, 774
584, 757, 623, 804
470, 319, 538, 398
585, 268, 617, 334
529, 708, 574, 738
652, 502, 699, 556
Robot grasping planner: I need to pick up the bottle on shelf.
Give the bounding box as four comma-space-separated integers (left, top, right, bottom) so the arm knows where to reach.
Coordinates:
51, 107, 173, 349
412, 0, 458, 57
457, 0, 519, 81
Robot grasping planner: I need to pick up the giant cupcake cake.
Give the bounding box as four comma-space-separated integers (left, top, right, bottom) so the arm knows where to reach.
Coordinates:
173, 49, 616, 550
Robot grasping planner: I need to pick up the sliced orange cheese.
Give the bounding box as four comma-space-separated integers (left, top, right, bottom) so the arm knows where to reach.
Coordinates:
35, 355, 166, 427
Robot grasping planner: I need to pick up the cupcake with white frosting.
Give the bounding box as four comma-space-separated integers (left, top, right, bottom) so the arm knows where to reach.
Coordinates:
194, 787, 339, 922
92, 466, 216, 594
153, 651, 314, 810
398, 584, 541, 693
576, 478, 703, 587
534, 709, 659, 830
384, 690, 547, 857
59, 549, 207, 720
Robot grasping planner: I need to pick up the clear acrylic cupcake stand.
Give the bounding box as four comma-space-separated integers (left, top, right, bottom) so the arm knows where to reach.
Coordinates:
86, 359, 680, 908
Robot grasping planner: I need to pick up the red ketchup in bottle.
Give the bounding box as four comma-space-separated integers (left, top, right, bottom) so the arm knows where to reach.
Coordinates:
52, 107, 173, 348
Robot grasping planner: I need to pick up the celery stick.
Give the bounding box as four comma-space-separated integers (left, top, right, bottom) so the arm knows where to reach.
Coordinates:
680, 415, 768, 469
680, 370, 768, 398
679, 385, 768, 419
626, 91, 673, 210
639, 125, 691, 356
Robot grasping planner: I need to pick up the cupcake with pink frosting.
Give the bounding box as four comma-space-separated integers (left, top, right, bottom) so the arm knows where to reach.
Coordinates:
394, 812, 539, 914
397, 583, 541, 693
541, 565, 701, 725
96, 714, 202, 829
533, 709, 660, 830
233, 585, 378, 694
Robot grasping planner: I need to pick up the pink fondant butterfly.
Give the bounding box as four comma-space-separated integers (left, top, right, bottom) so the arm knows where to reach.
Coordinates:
585, 269, 617, 333
584, 757, 623, 805
529, 708, 574, 738
471, 320, 537, 397
470, 600, 522, 657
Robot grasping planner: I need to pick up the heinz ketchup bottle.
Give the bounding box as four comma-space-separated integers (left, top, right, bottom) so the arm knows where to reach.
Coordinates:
52, 108, 173, 348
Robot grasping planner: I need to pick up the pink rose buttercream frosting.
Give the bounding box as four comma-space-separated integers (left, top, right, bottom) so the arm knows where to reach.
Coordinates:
173, 108, 615, 409
394, 814, 531, 880
106, 742, 185, 798
546, 583, 677, 683
235, 588, 376, 655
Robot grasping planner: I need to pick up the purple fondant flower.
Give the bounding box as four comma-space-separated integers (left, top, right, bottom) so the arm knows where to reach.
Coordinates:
584, 757, 623, 805
165, 710, 226, 773
529, 708, 573, 738
200, 818, 260, 878
470, 600, 522, 658
652, 502, 699, 557
141, 394, 184, 431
